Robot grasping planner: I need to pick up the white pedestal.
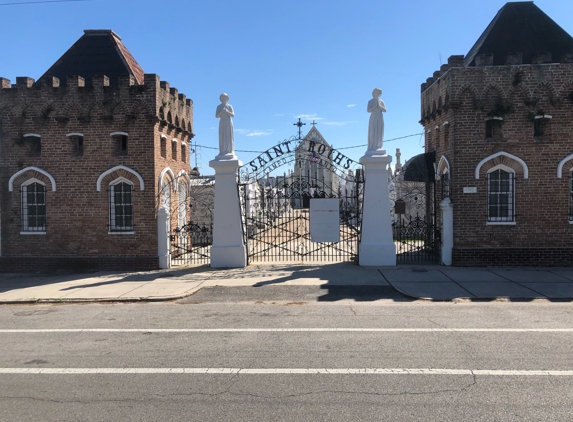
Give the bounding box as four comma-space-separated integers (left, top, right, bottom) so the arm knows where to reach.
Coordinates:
209, 158, 247, 268
359, 154, 396, 266
157, 207, 171, 269
440, 197, 453, 266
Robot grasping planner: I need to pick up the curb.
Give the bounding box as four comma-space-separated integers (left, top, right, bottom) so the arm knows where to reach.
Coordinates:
0, 288, 205, 305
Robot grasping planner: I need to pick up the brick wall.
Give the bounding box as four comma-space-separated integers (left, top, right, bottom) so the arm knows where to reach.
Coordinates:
421, 55, 573, 266
0, 73, 193, 271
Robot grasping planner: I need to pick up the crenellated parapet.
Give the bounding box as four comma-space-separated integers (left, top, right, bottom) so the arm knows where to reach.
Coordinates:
0, 73, 194, 138
420, 53, 573, 125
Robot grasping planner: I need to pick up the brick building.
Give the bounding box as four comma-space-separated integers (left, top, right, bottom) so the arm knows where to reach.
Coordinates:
0, 30, 193, 271
421, 2, 573, 266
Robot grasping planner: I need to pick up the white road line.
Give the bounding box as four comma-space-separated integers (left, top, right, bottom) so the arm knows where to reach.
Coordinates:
1, 368, 573, 376
0, 328, 572, 333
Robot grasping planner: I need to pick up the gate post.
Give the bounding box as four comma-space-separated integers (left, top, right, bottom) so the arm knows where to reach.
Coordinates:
359, 154, 396, 266
440, 197, 453, 265
209, 158, 247, 268
157, 206, 171, 269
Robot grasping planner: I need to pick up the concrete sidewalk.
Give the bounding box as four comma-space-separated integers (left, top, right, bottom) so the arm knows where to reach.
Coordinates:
1, 263, 573, 303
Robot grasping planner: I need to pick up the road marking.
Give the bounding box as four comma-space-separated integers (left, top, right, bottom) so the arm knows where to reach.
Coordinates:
1, 368, 572, 376
0, 328, 572, 333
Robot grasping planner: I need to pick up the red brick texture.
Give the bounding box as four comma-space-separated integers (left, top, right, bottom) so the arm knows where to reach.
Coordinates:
0, 73, 193, 272
422, 57, 573, 266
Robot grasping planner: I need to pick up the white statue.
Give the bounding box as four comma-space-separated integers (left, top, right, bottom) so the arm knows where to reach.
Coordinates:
367, 88, 386, 154
215, 93, 235, 159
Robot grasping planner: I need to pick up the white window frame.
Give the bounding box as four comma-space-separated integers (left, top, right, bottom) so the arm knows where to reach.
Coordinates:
108, 177, 135, 234
20, 178, 47, 235
178, 181, 187, 230
486, 164, 516, 225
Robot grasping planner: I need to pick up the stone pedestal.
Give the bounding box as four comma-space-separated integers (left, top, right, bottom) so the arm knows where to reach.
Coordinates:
359, 153, 396, 266
209, 158, 247, 268
157, 207, 171, 269
440, 197, 453, 266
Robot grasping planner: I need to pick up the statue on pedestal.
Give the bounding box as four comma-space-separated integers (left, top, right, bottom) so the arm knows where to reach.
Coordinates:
215, 93, 235, 159
367, 88, 386, 154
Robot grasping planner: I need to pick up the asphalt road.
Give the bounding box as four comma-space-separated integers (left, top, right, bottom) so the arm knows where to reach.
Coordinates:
0, 291, 572, 421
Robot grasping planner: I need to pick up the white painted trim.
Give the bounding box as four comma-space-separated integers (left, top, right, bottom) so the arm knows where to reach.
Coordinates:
534, 115, 552, 120
23, 133, 41, 138
438, 155, 451, 176
160, 134, 167, 140
556, 153, 573, 178
487, 163, 515, 174
66, 132, 83, 137
486, 222, 517, 226
20, 231, 46, 235
443, 121, 449, 126
485, 116, 503, 121
109, 176, 134, 186
110, 131, 128, 137
21, 177, 45, 187
8, 167, 56, 192
96, 165, 144, 191
158, 167, 176, 192
108, 231, 135, 235
475, 151, 529, 179
171, 138, 178, 143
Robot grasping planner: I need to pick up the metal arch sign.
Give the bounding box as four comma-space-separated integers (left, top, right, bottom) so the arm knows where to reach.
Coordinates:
238, 136, 361, 182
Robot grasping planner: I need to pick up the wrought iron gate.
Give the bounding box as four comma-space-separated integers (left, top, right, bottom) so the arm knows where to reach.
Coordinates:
170, 176, 214, 266
239, 172, 363, 263
393, 181, 440, 263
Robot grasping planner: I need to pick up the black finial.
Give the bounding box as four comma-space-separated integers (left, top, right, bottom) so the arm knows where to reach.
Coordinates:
311, 120, 318, 127
293, 118, 306, 139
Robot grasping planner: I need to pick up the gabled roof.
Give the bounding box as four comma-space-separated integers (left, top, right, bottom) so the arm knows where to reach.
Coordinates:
39, 30, 145, 87
465, 2, 573, 66
298, 126, 332, 148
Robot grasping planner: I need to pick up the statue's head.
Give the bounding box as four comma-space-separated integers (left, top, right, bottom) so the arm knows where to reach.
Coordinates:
372, 88, 382, 98
220, 93, 229, 104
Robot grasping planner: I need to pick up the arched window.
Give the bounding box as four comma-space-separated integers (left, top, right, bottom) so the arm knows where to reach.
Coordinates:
441, 169, 450, 199
21, 179, 46, 233
109, 178, 134, 232
487, 165, 515, 223
178, 182, 187, 230
161, 178, 171, 232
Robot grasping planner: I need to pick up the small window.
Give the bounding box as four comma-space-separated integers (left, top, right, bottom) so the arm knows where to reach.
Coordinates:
181, 144, 186, 163
443, 122, 450, 144
485, 118, 503, 141
534, 115, 551, 140
21, 181, 46, 232
111, 132, 128, 156
109, 180, 134, 232
487, 168, 515, 223
68, 133, 84, 157
23, 134, 41, 157
172, 139, 178, 161
160, 136, 167, 159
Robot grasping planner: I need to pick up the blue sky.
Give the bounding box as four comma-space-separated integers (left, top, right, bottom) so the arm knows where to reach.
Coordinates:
2, 0, 573, 174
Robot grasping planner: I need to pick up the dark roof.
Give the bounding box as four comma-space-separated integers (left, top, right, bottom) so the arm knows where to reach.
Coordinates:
465, 2, 573, 66
38, 30, 145, 87
403, 152, 436, 183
